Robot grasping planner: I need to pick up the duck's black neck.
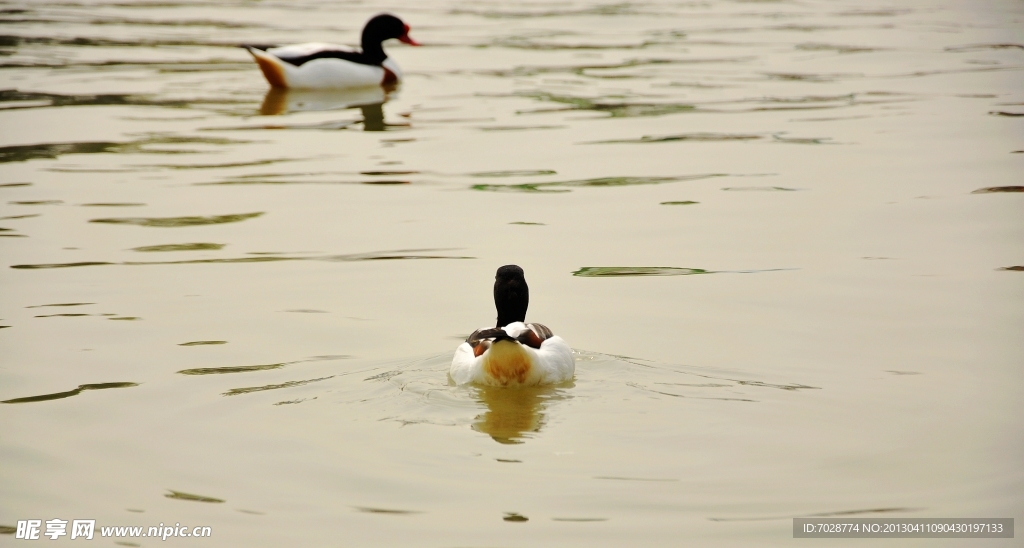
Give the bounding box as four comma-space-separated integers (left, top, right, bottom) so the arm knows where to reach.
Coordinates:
494, 265, 529, 328
359, 37, 387, 64
358, 14, 407, 65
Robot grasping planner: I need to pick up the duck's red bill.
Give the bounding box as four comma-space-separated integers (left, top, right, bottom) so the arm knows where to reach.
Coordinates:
399, 24, 420, 46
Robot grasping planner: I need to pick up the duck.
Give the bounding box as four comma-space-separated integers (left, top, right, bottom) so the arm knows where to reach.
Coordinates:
451, 265, 575, 387
244, 13, 419, 89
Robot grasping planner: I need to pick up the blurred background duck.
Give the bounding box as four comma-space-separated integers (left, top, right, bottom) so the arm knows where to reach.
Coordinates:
451, 265, 575, 387
245, 13, 419, 89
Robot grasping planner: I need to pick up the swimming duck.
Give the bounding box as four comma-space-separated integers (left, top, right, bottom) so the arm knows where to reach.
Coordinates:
245, 13, 419, 89
451, 265, 575, 387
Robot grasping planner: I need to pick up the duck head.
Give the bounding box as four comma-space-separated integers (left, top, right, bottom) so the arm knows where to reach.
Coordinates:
494, 264, 529, 328
362, 14, 420, 61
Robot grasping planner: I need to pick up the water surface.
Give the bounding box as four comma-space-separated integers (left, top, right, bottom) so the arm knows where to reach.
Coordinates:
1, 0, 1022, 545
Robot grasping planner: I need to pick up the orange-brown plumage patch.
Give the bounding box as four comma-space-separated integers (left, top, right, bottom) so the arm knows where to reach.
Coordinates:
515, 324, 553, 349
483, 341, 532, 385
471, 339, 491, 358
254, 54, 287, 88
382, 67, 398, 86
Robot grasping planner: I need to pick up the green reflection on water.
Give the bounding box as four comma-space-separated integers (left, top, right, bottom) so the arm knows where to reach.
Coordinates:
353, 507, 421, 515
469, 170, 556, 177
0, 135, 249, 163
573, 267, 710, 277
0, 89, 188, 110
91, 212, 263, 228
177, 363, 285, 375
590, 133, 763, 144
473, 174, 723, 193
486, 37, 667, 51
594, 476, 679, 482
361, 170, 419, 176
11, 249, 474, 269
131, 243, 225, 252
470, 183, 568, 193
2, 382, 138, 404
223, 375, 335, 396
143, 159, 294, 170
477, 125, 564, 131
453, 4, 641, 19
164, 491, 224, 504
573, 266, 794, 277
179, 341, 228, 346
972, 186, 1024, 194
11, 262, 113, 269
796, 43, 881, 54
772, 134, 834, 144
516, 91, 696, 117
0, 214, 40, 220
722, 186, 798, 191
26, 302, 94, 308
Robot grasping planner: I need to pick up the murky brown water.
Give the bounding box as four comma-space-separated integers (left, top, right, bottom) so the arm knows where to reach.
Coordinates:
1, 0, 1022, 545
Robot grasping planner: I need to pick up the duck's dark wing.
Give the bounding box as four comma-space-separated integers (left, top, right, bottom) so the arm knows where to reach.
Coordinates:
277, 49, 377, 67
466, 327, 504, 344
255, 43, 378, 67
466, 327, 503, 358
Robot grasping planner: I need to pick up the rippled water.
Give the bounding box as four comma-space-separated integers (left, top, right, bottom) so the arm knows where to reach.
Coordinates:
1, 0, 1022, 545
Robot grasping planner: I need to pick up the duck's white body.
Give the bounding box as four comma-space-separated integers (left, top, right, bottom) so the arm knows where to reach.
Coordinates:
247, 44, 402, 89
451, 322, 575, 387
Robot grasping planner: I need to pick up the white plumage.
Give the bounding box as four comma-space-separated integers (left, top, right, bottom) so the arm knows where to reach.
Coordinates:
450, 322, 575, 387
246, 46, 402, 89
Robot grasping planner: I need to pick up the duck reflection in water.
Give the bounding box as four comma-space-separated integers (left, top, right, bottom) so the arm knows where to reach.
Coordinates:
258, 85, 404, 131
471, 384, 572, 444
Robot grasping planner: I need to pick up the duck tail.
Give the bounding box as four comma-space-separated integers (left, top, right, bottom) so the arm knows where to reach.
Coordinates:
245, 47, 289, 88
